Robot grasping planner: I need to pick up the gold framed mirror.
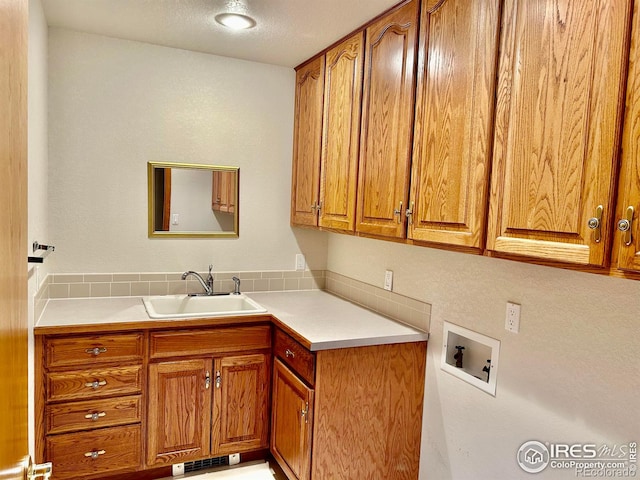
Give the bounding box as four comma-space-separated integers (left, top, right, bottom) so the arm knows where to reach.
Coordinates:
148, 162, 239, 238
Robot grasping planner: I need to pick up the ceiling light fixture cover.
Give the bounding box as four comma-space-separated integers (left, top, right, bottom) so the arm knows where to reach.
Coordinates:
215, 12, 256, 30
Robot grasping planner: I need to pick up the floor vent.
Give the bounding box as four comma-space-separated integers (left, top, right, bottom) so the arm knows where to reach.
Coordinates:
184, 456, 230, 473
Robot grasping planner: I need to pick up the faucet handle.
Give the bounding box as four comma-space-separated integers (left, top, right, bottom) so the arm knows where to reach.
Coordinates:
232, 276, 241, 295
207, 264, 214, 288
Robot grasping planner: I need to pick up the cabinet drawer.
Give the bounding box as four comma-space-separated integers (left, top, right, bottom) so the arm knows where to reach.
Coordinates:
46, 424, 141, 479
46, 395, 142, 434
150, 325, 271, 359
274, 329, 315, 386
45, 333, 144, 368
47, 365, 143, 402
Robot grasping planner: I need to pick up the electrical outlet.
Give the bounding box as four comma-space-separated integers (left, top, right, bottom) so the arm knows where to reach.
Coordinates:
384, 270, 393, 291
505, 302, 521, 333
295, 254, 306, 271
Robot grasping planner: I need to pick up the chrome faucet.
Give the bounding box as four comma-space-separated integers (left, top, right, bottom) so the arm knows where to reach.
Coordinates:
182, 265, 214, 296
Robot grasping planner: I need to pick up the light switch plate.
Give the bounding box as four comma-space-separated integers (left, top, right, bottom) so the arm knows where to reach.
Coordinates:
384, 270, 393, 291
295, 254, 306, 271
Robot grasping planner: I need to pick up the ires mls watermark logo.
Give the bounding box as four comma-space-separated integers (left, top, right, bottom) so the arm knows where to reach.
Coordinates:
517, 440, 637, 476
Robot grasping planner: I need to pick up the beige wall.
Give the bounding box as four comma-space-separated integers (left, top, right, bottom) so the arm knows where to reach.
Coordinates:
42, 21, 640, 480
47, 29, 327, 274
27, 0, 48, 455
326, 232, 640, 479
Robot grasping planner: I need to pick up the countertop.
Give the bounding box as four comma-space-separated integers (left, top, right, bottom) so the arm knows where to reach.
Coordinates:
36, 290, 428, 351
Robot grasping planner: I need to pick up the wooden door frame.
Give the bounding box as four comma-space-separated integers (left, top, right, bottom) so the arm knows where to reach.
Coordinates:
0, 0, 29, 478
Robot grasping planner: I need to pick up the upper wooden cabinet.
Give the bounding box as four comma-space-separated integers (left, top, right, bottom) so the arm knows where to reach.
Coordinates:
355, 0, 419, 238
614, 2, 640, 273
212, 170, 236, 214
290, 0, 640, 279
291, 33, 364, 232
408, 0, 500, 249
487, 0, 633, 266
291, 57, 325, 227
318, 33, 364, 231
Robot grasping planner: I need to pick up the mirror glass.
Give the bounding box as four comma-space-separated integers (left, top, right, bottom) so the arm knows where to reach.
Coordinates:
148, 162, 239, 238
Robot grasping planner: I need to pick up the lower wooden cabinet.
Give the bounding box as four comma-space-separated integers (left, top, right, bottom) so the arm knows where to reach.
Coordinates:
271, 358, 314, 480
36, 322, 425, 480
147, 358, 213, 465
147, 327, 272, 466
212, 353, 271, 455
271, 329, 427, 480
45, 424, 142, 479
36, 324, 272, 479
35, 332, 145, 479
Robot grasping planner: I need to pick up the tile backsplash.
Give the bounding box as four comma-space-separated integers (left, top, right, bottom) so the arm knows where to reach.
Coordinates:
44, 270, 326, 299
324, 271, 431, 332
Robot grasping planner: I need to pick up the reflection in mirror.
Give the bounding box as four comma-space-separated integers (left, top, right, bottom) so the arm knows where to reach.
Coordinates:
148, 162, 239, 238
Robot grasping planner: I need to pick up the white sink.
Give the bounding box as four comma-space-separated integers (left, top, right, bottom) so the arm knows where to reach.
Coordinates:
141, 294, 267, 319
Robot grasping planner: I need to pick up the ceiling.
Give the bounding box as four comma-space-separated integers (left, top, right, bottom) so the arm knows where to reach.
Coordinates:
41, 0, 401, 68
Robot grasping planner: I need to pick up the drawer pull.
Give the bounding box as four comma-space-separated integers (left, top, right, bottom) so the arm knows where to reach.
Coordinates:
84, 411, 107, 421
84, 380, 107, 389
285, 349, 295, 359
84, 449, 106, 459
85, 347, 107, 356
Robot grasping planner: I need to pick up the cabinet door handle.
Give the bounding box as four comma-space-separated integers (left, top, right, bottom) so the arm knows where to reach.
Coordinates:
84, 450, 106, 459
405, 201, 414, 225
587, 205, 603, 243
285, 349, 295, 359
84, 380, 107, 389
84, 411, 107, 421
85, 347, 107, 356
393, 201, 404, 224
300, 402, 309, 424
215, 371, 222, 389
617, 206, 634, 246
205, 371, 211, 389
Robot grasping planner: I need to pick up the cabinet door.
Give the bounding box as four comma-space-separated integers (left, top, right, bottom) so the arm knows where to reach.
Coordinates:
487, 0, 632, 266
211, 353, 270, 455
291, 57, 325, 227
408, 0, 500, 249
318, 32, 364, 232
614, 1, 640, 273
271, 359, 314, 480
147, 359, 212, 465
356, 0, 419, 238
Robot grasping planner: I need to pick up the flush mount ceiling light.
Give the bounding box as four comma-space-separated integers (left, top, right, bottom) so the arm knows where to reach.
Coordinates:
215, 12, 256, 30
